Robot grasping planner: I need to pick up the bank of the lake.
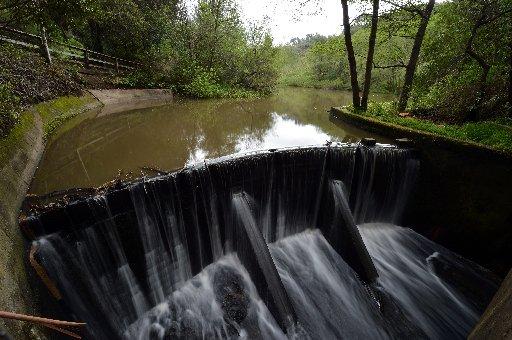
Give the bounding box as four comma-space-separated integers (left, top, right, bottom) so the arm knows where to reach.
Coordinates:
334, 104, 512, 154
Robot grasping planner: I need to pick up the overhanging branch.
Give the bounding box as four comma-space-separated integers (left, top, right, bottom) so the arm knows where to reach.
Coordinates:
373, 61, 406, 69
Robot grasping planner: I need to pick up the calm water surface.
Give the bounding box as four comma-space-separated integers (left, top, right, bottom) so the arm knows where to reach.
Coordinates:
30, 88, 390, 194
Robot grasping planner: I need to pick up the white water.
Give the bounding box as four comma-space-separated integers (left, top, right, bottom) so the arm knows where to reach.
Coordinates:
124, 255, 286, 340
32, 147, 497, 339
359, 223, 496, 339
123, 224, 495, 339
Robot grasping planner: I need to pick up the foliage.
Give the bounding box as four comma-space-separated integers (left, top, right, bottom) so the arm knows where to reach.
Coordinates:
361, 102, 512, 151
1, 0, 279, 100
410, 0, 512, 121
277, 22, 410, 93
280, 0, 512, 125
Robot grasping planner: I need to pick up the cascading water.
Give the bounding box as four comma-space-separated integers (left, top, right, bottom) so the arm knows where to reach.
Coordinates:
359, 223, 498, 339
26, 144, 498, 339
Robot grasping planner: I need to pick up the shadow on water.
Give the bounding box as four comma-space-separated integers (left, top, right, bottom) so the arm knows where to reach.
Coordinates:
30, 88, 390, 194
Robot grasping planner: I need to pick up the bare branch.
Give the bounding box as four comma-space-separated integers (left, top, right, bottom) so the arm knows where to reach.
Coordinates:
381, 0, 425, 18
373, 61, 407, 69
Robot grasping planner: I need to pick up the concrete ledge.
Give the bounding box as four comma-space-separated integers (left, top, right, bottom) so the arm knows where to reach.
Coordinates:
330, 106, 512, 276
89, 89, 173, 116
470, 269, 512, 339
0, 111, 45, 338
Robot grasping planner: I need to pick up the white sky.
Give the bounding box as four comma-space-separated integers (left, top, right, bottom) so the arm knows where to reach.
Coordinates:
236, 0, 359, 45
188, 0, 441, 45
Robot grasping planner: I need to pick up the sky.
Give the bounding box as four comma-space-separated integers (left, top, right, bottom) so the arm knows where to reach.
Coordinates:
236, 0, 360, 45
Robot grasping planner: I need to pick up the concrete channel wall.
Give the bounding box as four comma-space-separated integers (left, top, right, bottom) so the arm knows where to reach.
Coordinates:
0, 89, 172, 338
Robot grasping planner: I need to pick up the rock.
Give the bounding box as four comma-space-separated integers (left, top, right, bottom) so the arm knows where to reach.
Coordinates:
213, 265, 250, 331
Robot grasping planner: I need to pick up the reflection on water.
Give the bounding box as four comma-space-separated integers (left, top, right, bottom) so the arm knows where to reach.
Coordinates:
30, 88, 390, 194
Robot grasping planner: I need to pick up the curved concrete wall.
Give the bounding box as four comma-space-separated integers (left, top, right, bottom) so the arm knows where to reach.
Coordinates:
0, 89, 173, 338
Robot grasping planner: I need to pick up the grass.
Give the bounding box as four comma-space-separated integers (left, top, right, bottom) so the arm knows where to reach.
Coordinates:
358, 102, 512, 152
278, 73, 350, 91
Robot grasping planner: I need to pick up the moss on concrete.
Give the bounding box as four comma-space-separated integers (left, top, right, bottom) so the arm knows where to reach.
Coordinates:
35, 94, 99, 139
354, 102, 512, 153
0, 112, 34, 167
0, 89, 175, 338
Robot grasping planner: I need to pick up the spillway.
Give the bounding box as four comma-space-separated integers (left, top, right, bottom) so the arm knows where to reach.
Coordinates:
20, 143, 498, 339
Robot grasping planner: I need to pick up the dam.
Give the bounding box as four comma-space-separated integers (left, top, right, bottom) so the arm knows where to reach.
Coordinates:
20, 143, 498, 339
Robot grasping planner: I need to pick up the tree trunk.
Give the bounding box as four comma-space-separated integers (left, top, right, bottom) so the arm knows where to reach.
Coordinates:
341, 0, 361, 109
466, 46, 490, 110
39, 26, 52, 64
361, 0, 380, 111
207, 0, 222, 71
397, 0, 435, 112
509, 42, 512, 115
465, 17, 491, 120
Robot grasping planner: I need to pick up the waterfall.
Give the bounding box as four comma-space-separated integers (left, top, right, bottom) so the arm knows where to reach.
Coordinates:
359, 223, 498, 339
26, 144, 497, 339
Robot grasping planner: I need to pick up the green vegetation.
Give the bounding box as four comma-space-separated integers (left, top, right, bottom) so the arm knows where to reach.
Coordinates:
0, 0, 278, 138
357, 102, 512, 151
1, 0, 277, 96
35, 95, 97, 138
278, 0, 511, 152
277, 28, 407, 93
1, 0, 511, 153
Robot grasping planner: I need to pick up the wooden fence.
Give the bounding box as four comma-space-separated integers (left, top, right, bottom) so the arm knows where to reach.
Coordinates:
0, 26, 141, 72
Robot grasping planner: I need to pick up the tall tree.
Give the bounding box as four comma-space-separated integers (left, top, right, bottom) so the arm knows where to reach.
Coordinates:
509, 41, 512, 114
390, 0, 435, 112
361, 0, 380, 110
461, 0, 512, 119
341, 0, 361, 109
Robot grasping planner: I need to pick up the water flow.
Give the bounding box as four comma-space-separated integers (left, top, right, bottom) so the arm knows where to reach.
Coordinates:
123, 254, 287, 340
29, 146, 496, 340
359, 223, 498, 339
270, 230, 389, 339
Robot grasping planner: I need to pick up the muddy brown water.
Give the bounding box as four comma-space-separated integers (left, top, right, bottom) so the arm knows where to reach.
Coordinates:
30, 88, 391, 195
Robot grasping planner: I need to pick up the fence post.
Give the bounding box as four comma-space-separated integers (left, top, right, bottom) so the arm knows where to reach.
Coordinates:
115, 58, 120, 74
39, 27, 52, 64
84, 50, 90, 68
